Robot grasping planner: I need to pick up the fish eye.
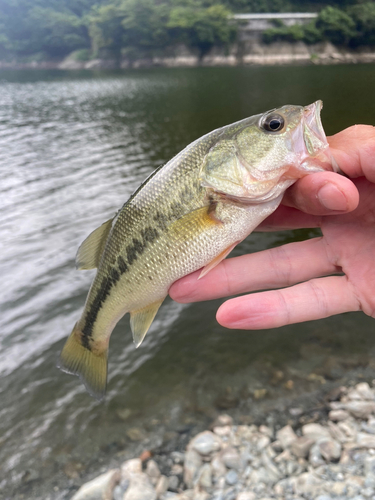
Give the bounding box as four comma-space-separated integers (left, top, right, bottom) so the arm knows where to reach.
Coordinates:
262, 113, 285, 133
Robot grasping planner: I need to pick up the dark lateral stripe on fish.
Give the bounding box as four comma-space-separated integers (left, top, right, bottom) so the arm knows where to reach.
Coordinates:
141, 226, 159, 243
153, 211, 169, 230
82, 277, 113, 349
117, 256, 128, 274
126, 238, 144, 265
81, 227, 161, 343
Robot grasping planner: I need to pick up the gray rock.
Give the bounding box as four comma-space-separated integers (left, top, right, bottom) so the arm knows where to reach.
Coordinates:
302, 423, 330, 441
290, 436, 315, 458
328, 410, 350, 421
211, 455, 227, 478
170, 464, 183, 475
197, 463, 212, 489
213, 425, 231, 437
212, 414, 233, 427
155, 476, 169, 497
121, 459, 142, 479
260, 451, 281, 483
344, 401, 375, 419
222, 447, 242, 470
146, 460, 161, 484
362, 419, 375, 435
183, 449, 202, 487
191, 431, 222, 455
259, 425, 273, 438
357, 432, 375, 448
113, 485, 124, 500
364, 455, 375, 475
309, 444, 325, 468
167, 476, 179, 492
354, 383, 375, 400
170, 491, 194, 500
236, 493, 256, 500
256, 435, 271, 451
362, 487, 375, 498
327, 421, 348, 443
123, 473, 156, 500
364, 474, 375, 488
225, 470, 238, 485
337, 420, 358, 441
276, 425, 297, 449
317, 438, 341, 461
171, 452, 185, 464
292, 472, 323, 495
71, 469, 121, 500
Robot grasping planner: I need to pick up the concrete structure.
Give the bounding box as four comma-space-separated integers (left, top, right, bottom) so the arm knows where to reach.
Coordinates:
233, 13, 318, 41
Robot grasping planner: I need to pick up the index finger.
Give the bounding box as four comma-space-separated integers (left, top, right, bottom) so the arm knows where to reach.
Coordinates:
328, 125, 375, 182
169, 237, 338, 303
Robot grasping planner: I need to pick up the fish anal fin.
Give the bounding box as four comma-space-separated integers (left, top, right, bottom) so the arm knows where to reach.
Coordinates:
76, 217, 113, 270
199, 241, 240, 279
130, 299, 164, 348
57, 324, 108, 401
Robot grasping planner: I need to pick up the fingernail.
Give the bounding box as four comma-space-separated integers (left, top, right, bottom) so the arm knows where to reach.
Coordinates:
317, 184, 348, 211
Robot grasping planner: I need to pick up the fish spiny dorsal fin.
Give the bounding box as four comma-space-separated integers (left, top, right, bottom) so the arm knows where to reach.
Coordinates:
130, 299, 165, 348
76, 217, 114, 270
57, 323, 108, 400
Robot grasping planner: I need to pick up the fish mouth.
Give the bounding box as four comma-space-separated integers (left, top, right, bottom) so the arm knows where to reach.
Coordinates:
291, 100, 334, 174
303, 100, 327, 155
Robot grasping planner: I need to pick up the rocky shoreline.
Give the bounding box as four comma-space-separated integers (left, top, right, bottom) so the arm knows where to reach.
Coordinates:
1, 42, 375, 70
71, 381, 375, 500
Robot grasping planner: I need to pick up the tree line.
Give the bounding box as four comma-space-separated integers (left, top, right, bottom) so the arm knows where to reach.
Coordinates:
0, 0, 374, 62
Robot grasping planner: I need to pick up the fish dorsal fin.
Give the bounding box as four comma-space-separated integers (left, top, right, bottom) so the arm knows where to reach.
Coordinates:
76, 218, 113, 270
130, 299, 165, 348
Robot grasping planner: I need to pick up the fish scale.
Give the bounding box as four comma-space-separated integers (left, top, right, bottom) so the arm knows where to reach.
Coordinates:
58, 101, 333, 399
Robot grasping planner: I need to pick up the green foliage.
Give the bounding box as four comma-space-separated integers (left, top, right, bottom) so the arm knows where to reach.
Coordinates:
121, 0, 170, 51
316, 6, 356, 45
168, 3, 236, 57
0, 0, 93, 57
263, 5, 359, 46
0, 0, 373, 61
88, 4, 126, 58
348, 2, 375, 46
222, 0, 292, 14
263, 24, 304, 44
70, 48, 91, 60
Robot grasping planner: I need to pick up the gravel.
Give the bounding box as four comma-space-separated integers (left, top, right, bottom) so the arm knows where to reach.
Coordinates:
71, 381, 375, 500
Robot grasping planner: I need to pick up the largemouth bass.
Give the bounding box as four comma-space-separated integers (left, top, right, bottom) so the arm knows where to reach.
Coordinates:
58, 101, 333, 399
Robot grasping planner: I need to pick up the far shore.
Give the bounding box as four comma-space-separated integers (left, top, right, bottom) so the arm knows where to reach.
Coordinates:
2, 41, 375, 71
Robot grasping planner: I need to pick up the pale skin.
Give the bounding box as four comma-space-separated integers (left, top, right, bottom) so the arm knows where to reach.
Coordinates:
169, 125, 375, 329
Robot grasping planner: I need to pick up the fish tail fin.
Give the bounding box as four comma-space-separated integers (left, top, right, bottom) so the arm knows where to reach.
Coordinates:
58, 323, 108, 401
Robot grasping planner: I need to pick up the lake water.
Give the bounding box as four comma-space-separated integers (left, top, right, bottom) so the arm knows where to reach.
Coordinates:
1, 65, 375, 499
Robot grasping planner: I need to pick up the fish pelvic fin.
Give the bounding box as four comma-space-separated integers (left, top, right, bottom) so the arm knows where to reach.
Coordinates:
130, 299, 165, 348
76, 217, 114, 270
199, 241, 240, 279
57, 323, 108, 401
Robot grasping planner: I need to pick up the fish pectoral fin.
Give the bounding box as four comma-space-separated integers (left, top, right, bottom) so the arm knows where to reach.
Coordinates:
130, 299, 164, 348
76, 217, 114, 270
57, 324, 108, 401
169, 204, 221, 236
199, 241, 240, 279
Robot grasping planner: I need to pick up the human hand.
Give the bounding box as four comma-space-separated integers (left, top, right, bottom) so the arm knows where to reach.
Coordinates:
169, 125, 375, 329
